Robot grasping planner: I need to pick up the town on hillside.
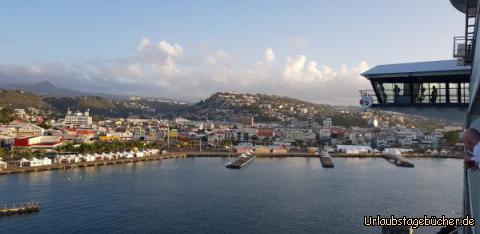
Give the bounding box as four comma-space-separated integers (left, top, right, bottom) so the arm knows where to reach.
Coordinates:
0, 91, 464, 170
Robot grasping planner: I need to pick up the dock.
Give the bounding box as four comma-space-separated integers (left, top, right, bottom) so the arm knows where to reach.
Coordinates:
383, 154, 414, 168
0, 153, 187, 175
319, 152, 334, 168
226, 154, 256, 169
0, 202, 40, 216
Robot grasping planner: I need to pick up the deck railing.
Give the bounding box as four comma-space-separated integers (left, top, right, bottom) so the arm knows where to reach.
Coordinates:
359, 86, 470, 105
454, 35, 475, 63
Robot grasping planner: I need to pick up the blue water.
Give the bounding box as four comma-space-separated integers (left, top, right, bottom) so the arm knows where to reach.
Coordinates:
0, 157, 462, 233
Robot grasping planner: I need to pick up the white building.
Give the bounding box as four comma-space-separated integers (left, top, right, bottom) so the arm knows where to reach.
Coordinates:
129, 96, 142, 101
22, 157, 51, 167
336, 145, 373, 154
0, 124, 45, 137
64, 109, 93, 129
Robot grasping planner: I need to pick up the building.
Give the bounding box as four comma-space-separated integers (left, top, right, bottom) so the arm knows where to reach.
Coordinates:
336, 145, 372, 154
323, 118, 332, 128
13, 109, 27, 118
14, 136, 63, 149
64, 109, 93, 129
0, 124, 45, 137
254, 145, 288, 154
129, 96, 142, 101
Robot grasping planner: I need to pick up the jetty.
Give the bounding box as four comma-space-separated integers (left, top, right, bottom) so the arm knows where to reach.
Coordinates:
0, 202, 40, 216
383, 149, 414, 168
0, 153, 187, 175
319, 152, 334, 168
226, 153, 256, 169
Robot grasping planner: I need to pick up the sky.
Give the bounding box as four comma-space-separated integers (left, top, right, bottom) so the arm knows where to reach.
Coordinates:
0, 0, 466, 105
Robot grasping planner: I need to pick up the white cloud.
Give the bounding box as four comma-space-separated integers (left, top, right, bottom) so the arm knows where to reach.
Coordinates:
157, 40, 183, 57
283, 55, 336, 82
127, 63, 143, 78
0, 38, 371, 105
264, 48, 275, 63
204, 50, 231, 65
152, 56, 179, 75
138, 38, 151, 51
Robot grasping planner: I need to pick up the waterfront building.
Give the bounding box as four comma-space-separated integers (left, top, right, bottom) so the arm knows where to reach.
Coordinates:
336, 145, 372, 154
14, 136, 63, 149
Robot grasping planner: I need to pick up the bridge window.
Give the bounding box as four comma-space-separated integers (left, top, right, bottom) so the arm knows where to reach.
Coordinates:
372, 82, 469, 105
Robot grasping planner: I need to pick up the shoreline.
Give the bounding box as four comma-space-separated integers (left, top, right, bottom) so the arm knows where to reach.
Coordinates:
0, 152, 462, 175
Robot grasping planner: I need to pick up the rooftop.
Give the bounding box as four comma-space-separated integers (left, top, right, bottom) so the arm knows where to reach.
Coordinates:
362, 60, 471, 79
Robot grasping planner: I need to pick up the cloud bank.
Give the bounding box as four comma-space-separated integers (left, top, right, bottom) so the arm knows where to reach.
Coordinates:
0, 38, 371, 105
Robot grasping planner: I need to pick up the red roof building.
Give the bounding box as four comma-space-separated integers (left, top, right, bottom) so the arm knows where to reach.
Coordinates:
15, 136, 63, 148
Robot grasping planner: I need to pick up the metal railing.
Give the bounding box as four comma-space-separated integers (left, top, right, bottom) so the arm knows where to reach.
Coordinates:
359, 90, 379, 104
454, 35, 475, 62
359, 86, 470, 105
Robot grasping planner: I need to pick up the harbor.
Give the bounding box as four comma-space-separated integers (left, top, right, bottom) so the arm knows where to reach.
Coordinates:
0, 150, 464, 175
0, 157, 463, 233
0, 202, 40, 216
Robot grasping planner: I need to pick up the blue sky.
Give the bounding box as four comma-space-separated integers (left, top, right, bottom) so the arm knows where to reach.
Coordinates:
0, 0, 466, 104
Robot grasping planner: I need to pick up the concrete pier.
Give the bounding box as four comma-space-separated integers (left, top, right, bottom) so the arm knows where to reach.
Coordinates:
0, 202, 40, 216
226, 154, 256, 169
0, 153, 187, 175
383, 155, 415, 168
319, 156, 334, 168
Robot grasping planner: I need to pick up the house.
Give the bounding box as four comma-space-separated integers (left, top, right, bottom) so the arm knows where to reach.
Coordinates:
257, 128, 274, 140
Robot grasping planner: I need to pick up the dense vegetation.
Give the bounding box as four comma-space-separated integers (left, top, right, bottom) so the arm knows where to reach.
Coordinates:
0, 90, 49, 109
0, 107, 15, 124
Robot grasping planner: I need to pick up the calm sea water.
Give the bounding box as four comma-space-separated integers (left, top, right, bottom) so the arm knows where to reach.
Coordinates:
0, 157, 462, 234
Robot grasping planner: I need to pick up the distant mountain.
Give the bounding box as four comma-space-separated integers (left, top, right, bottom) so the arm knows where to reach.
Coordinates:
0, 81, 191, 104
0, 81, 131, 100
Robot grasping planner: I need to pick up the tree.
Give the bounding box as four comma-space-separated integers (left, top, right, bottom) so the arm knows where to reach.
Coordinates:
0, 147, 5, 159
444, 131, 461, 145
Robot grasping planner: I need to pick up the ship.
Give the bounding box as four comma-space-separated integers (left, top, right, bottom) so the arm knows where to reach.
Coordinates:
359, 1, 480, 232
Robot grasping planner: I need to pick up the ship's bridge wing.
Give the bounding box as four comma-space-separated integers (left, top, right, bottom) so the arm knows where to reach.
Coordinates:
360, 60, 471, 121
